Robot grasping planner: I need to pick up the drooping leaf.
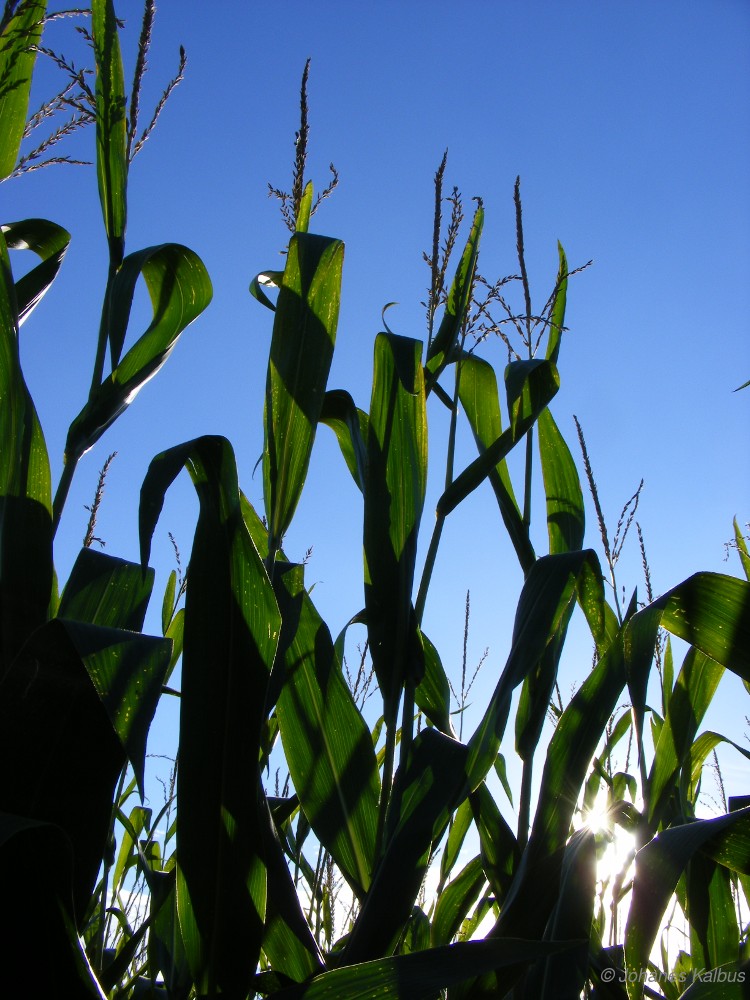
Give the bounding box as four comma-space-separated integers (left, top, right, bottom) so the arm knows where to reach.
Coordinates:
140, 435, 281, 997
320, 388, 368, 492
263, 232, 344, 559
92, 0, 127, 262
273, 561, 380, 900
363, 333, 427, 724
66, 244, 212, 462
0, 1, 46, 180
2, 219, 70, 325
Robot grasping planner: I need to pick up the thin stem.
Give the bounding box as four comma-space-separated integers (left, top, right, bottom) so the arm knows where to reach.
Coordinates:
415, 515, 444, 626
523, 427, 533, 529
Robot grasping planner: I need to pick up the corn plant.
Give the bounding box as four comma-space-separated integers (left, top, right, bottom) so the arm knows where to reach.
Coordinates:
2, 4, 750, 1000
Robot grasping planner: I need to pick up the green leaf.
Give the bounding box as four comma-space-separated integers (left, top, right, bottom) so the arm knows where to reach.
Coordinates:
272, 938, 573, 1000
0, 812, 106, 997
678, 964, 750, 999
296, 179, 313, 233
0, 617, 167, 916
439, 359, 559, 517
624, 808, 750, 1000
686, 851, 739, 972
432, 856, 486, 946
2, 219, 70, 325
140, 435, 281, 997
0, 1, 46, 180
545, 243, 568, 366
416, 630, 452, 734
466, 550, 602, 791
0, 228, 53, 673
342, 728, 469, 966
320, 389, 368, 492
440, 797, 473, 887
732, 517, 750, 581
249, 268, 284, 312
273, 561, 380, 900
92, 0, 127, 262
426, 202, 483, 378
470, 781, 517, 906
537, 407, 584, 554
534, 829, 596, 1000
261, 795, 325, 983
457, 354, 534, 573
263, 232, 344, 558
647, 647, 724, 824
364, 333, 427, 724
59, 547, 155, 632
66, 244, 212, 462
491, 623, 627, 944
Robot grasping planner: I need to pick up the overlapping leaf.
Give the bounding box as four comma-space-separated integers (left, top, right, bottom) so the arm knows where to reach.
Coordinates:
274, 561, 380, 901
0, 228, 53, 672
263, 232, 344, 560
364, 333, 427, 724
140, 435, 280, 997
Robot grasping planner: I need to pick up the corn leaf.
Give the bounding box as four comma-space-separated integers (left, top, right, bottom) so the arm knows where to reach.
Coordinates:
0, 617, 167, 915
140, 435, 281, 997
2, 219, 70, 325
263, 233, 344, 558
624, 807, 750, 1000
545, 243, 568, 366
439, 359, 559, 517
733, 517, 750, 581
426, 202, 483, 380
0, 228, 53, 672
466, 550, 602, 791
364, 333, 427, 724
343, 728, 469, 966
59, 547, 154, 633
647, 648, 724, 824
432, 856, 486, 947
457, 354, 534, 573
320, 388, 368, 492
0, 813, 105, 996
92, 0, 127, 262
0, 0, 46, 180
273, 561, 380, 900
537, 407, 584, 554
272, 938, 573, 1000
66, 243, 212, 462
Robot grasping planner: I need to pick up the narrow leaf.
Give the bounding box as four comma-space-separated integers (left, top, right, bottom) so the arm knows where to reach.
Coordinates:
0, 0, 46, 180
92, 0, 127, 261
2, 219, 70, 325
263, 233, 344, 557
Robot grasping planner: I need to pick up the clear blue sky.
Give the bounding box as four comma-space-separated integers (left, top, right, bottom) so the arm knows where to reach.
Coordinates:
7, 1, 750, 804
